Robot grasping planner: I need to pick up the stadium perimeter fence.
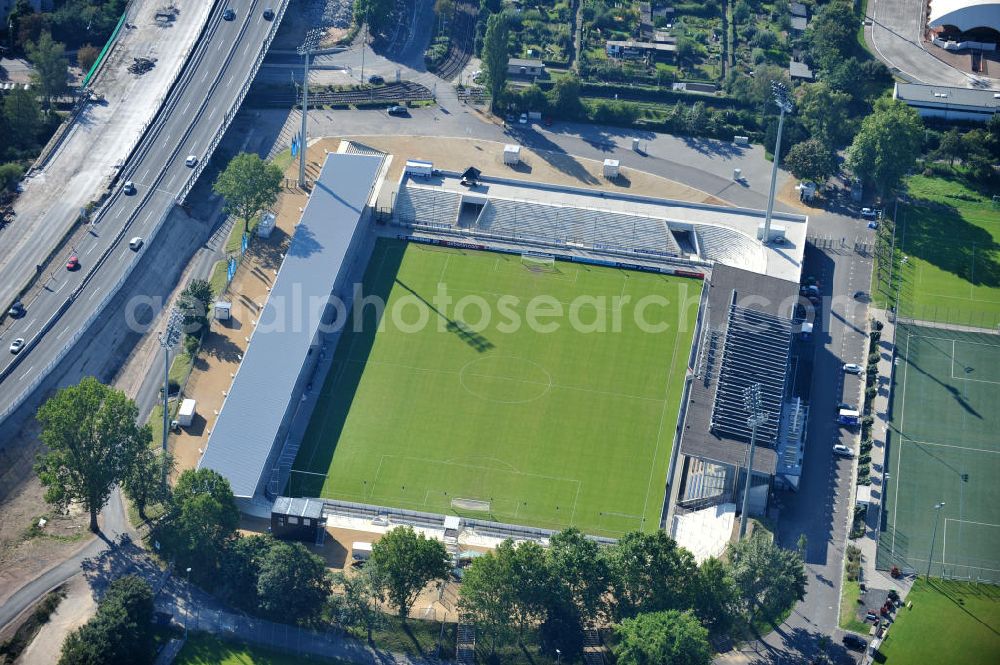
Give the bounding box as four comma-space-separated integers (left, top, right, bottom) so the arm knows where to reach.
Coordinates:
320, 498, 618, 546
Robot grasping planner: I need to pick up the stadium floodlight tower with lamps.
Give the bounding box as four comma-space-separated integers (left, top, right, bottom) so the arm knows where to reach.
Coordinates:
762, 81, 793, 246
927, 501, 946, 578
739, 383, 768, 539
296, 28, 325, 188
158, 308, 183, 486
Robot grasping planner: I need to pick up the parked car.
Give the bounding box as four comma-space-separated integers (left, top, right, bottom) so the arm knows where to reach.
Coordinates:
868, 220, 879, 230
185, 155, 199, 167
7, 301, 25, 318
263, 8, 275, 20
843, 363, 863, 374
861, 207, 878, 219
833, 444, 855, 457
129, 237, 144, 251
387, 105, 408, 117
836, 402, 857, 412
842, 633, 867, 652
223, 7, 236, 20
9, 337, 25, 354
367, 74, 384, 85
519, 112, 528, 124
66, 255, 80, 271
123, 181, 136, 195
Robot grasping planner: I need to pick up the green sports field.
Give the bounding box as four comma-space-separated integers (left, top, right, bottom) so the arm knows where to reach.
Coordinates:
873, 174, 1000, 329
878, 322, 1000, 581
289, 239, 699, 537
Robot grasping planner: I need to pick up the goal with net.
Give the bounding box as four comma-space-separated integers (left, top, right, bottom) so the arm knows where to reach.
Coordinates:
521, 252, 556, 272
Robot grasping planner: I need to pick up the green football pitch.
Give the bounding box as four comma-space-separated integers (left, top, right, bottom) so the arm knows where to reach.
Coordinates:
289, 239, 699, 537
878, 322, 1000, 582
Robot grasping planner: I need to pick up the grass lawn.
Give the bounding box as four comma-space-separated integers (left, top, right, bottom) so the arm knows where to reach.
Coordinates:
873, 173, 1000, 328
175, 633, 349, 665
225, 214, 260, 255
290, 240, 699, 537
839, 580, 868, 633
877, 578, 1000, 665
210, 259, 229, 297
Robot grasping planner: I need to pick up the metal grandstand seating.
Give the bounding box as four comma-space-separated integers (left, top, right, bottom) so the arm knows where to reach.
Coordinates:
395, 185, 462, 227
710, 303, 792, 445
694, 224, 766, 270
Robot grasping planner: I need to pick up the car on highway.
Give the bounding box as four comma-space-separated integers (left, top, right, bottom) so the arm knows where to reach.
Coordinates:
185, 155, 199, 167
263, 8, 275, 20
842, 633, 867, 651
9, 338, 25, 354
223, 8, 236, 20
123, 181, 136, 195
387, 105, 408, 117
367, 74, 384, 85
833, 444, 855, 458
843, 363, 863, 374
129, 237, 144, 251
7, 301, 25, 318
66, 255, 80, 271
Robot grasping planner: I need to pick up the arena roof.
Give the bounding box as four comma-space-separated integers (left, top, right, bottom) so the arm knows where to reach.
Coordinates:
928, 0, 1000, 32
199, 153, 384, 499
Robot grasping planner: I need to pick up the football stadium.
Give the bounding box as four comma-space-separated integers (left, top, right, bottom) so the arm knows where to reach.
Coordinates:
199, 145, 811, 543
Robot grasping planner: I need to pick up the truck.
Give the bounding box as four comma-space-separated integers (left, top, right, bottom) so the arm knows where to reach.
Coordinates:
351, 542, 373, 562
838, 408, 860, 426
177, 399, 197, 428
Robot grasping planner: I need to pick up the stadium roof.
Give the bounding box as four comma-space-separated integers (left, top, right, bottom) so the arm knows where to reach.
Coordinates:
679, 265, 798, 475
928, 0, 1000, 32
199, 153, 384, 498
894, 82, 1000, 111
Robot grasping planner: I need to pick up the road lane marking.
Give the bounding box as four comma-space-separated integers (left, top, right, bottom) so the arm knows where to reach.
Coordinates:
183, 101, 191, 114
226, 75, 234, 88
57, 326, 71, 340
217, 40, 224, 51
119, 249, 129, 262
24, 318, 36, 330
20, 365, 35, 381
88, 289, 101, 302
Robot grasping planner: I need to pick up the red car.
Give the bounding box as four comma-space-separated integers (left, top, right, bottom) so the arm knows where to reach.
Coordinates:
66, 255, 80, 270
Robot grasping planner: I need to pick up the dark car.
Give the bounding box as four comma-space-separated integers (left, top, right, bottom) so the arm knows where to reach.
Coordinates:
387, 105, 408, 116
263, 8, 275, 20
368, 74, 385, 85
223, 7, 236, 20
7, 301, 25, 318
842, 633, 868, 652
836, 401, 857, 412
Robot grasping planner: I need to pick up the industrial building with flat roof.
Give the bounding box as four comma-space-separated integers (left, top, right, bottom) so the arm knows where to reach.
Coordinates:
198, 152, 386, 505
893, 82, 1000, 122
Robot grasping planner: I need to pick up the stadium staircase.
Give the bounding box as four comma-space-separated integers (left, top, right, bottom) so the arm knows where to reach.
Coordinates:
582, 625, 607, 665
456, 622, 476, 665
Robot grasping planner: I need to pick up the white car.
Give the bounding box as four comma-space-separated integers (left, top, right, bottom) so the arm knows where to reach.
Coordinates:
519, 113, 528, 124
833, 444, 854, 457
843, 363, 864, 374
860, 207, 878, 219
129, 237, 144, 251
185, 155, 198, 167
9, 338, 25, 354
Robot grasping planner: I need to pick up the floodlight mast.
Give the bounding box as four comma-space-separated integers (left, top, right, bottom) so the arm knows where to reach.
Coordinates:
762, 81, 793, 245
297, 30, 324, 188
739, 383, 768, 539
159, 309, 183, 488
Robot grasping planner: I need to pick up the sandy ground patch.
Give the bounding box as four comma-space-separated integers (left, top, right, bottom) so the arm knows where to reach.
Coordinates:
16, 576, 96, 665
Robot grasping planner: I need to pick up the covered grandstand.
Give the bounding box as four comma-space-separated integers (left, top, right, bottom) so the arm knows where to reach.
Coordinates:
393, 168, 809, 284
927, 0, 1000, 43
198, 152, 386, 509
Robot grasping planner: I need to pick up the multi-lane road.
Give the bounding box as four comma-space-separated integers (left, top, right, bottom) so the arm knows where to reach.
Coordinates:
0, 0, 288, 425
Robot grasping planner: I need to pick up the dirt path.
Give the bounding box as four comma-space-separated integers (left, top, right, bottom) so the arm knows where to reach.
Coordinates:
16, 576, 97, 665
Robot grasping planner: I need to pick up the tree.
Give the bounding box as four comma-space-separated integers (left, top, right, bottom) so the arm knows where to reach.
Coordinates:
784, 138, 837, 185
505, 540, 552, 639
121, 446, 172, 521
807, 1, 856, 68
604, 531, 698, 621
0, 163, 26, 193
846, 97, 923, 194
354, 0, 394, 35
212, 152, 282, 234
156, 469, 240, 581
613, 610, 712, 665
218, 534, 272, 612
547, 74, 583, 119
727, 534, 807, 623
675, 36, 697, 65
547, 528, 608, 623
4, 85, 42, 149
59, 575, 155, 665
257, 541, 331, 625
331, 568, 388, 643
482, 11, 510, 112
179, 278, 214, 337
368, 526, 449, 619
797, 82, 852, 147
26, 32, 68, 108
35, 378, 148, 532
77, 44, 100, 73
459, 543, 518, 655
691, 557, 739, 632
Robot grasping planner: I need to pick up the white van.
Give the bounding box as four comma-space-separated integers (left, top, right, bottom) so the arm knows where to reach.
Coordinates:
351, 542, 373, 562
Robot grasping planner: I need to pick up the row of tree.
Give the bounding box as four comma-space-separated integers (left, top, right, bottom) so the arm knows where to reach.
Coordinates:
59, 575, 156, 665
5, 0, 124, 54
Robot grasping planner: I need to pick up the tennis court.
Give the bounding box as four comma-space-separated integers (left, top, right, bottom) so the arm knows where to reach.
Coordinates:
878, 323, 1000, 581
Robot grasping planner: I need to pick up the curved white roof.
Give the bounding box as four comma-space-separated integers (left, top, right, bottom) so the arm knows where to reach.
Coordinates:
928, 0, 1000, 32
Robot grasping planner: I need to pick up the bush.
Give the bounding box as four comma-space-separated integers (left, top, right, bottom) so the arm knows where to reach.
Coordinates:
0, 162, 25, 193
59, 576, 154, 665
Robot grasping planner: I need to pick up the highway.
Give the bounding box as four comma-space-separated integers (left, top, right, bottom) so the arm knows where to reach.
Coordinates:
0, 0, 288, 424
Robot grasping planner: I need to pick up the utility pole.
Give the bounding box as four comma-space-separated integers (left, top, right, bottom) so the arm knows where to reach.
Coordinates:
360, 6, 369, 84
927, 501, 946, 579
158, 309, 183, 488
297, 29, 324, 189
762, 81, 793, 245
739, 383, 768, 539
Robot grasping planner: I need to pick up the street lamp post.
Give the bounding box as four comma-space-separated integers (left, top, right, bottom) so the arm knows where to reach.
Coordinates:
762, 81, 793, 245
158, 309, 183, 487
927, 502, 945, 579
184, 566, 192, 639
739, 384, 768, 539
297, 29, 324, 189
